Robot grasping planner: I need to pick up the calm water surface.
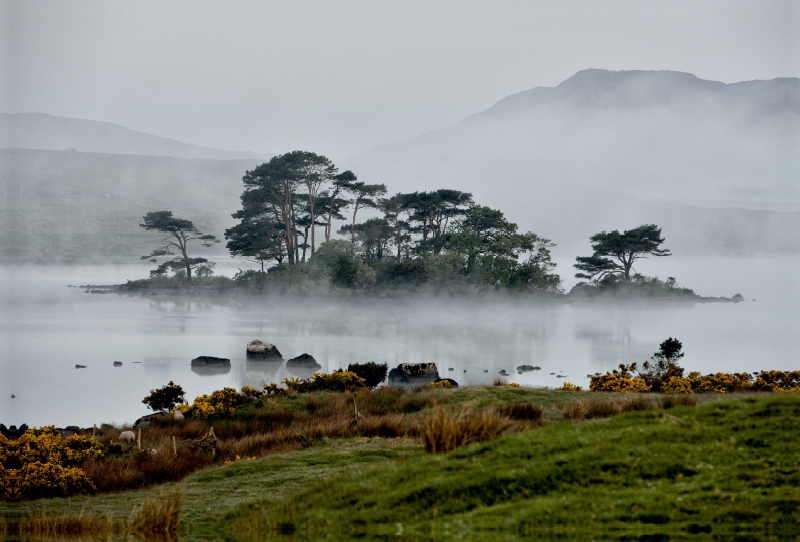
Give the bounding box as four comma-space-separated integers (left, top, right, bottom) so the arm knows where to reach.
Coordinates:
1, 258, 798, 427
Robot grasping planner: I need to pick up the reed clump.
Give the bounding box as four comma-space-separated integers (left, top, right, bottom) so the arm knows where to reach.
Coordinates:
498, 401, 544, 422
563, 396, 657, 421
422, 408, 514, 453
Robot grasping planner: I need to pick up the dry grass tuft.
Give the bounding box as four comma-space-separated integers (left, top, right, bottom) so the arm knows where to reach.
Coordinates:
563, 396, 657, 421
422, 408, 514, 453
130, 491, 184, 539
498, 401, 544, 422
661, 394, 699, 409
493, 377, 508, 386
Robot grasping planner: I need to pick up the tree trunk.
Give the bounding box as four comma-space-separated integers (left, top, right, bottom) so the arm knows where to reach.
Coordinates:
351, 200, 360, 243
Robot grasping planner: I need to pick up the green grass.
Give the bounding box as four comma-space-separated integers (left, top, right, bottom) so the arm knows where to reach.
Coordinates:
3, 392, 797, 541
220, 394, 800, 541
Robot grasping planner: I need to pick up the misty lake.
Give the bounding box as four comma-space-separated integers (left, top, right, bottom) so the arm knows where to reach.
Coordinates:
1, 257, 798, 428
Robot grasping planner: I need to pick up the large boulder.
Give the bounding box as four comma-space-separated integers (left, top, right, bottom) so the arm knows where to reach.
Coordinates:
516, 365, 540, 373
287, 354, 321, 369
246, 340, 282, 359
191, 356, 231, 367
388, 363, 440, 387
191, 356, 231, 376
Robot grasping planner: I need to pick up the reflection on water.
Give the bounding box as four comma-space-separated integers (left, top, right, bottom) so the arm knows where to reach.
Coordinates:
1, 260, 799, 427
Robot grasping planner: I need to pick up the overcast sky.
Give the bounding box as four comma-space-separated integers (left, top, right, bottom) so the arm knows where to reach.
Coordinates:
2, 0, 798, 159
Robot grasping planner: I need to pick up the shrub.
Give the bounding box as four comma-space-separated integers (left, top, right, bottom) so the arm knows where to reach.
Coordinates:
753, 370, 800, 392
347, 362, 388, 389
142, 381, 187, 413
557, 382, 582, 391
0, 427, 102, 501
430, 380, 451, 389
262, 382, 287, 397
422, 408, 513, 453
590, 365, 651, 392
282, 371, 366, 393
189, 387, 262, 419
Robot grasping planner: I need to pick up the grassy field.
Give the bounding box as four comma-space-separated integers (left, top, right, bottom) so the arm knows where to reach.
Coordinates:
2, 390, 798, 541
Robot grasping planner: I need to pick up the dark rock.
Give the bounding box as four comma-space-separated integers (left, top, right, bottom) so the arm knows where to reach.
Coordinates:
191, 356, 231, 376
499, 369, 509, 376
113, 361, 123, 367
191, 356, 231, 367
732, 293, 744, 302
75, 364, 86, 369
483, 370, 489, 373
388, 363, 439, 386
0, 424, 28, 438
134, 413, 162, 427
287, 353, 321, 368
434, 378, 459, 388
448, 368, 454, 372
246, 340, 283, 359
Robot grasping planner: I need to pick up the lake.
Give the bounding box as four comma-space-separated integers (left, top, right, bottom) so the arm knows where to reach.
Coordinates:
1, 257, 798, 427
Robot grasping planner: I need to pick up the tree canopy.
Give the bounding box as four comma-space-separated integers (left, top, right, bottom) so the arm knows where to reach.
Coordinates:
139, 211, 218, 281
574, 224, 670, 282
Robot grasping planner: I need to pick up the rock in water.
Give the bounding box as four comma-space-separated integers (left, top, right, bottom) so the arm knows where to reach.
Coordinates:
75, 364, 86, 369
246, 340, 282, 359
517, 365, 540, 373
191, 356, 231, 376
191, 356, 231, 367
286, 353, 321, 369
388, 363, 440, 386
113, 361, 123, 367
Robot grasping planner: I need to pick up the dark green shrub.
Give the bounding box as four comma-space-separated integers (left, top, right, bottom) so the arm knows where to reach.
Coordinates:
347, 362, 388, 389
142, 381, 187, 413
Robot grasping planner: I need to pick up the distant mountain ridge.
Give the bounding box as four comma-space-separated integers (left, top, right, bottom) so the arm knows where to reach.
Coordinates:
0, 112, 269, 161
474, 69, 800, 119
347, 69, 800, 251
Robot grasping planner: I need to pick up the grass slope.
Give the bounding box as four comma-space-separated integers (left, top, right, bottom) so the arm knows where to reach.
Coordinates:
222, 395, 800, 540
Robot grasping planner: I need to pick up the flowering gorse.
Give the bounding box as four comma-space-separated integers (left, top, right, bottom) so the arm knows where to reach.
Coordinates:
0, 427, 101, 501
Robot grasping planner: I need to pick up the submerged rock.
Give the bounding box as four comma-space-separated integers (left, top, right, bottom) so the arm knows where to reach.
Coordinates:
75, 364, 86, 369
113, 361, 123, 367
499, 369, 509, 376
246, 340, 282, 359
517, 365, 541, 372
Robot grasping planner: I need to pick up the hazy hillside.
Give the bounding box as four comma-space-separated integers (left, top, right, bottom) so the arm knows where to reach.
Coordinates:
347, 69, 800, 253
0, 113, 268, 161
0, 149, 260, 263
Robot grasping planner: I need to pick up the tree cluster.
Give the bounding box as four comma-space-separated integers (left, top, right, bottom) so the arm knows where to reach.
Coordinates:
137, 150, 680, 295
222, 151, 563, 292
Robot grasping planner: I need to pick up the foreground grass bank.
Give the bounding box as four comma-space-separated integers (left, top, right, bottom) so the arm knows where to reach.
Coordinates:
2, 393, 797, 541
223, 394, 800, 541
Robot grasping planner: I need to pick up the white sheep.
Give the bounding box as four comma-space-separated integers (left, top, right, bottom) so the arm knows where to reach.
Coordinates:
119, 430, 136, 443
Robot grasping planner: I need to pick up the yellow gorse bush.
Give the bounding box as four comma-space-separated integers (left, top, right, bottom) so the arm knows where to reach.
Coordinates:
662, 370, 799, 394
590, 365, 651, 392
282, 371, 366, 393
0, 427, 101, 501
189, 386, 263, 419
557, 382, 583, 391
430, 380, 451, 389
